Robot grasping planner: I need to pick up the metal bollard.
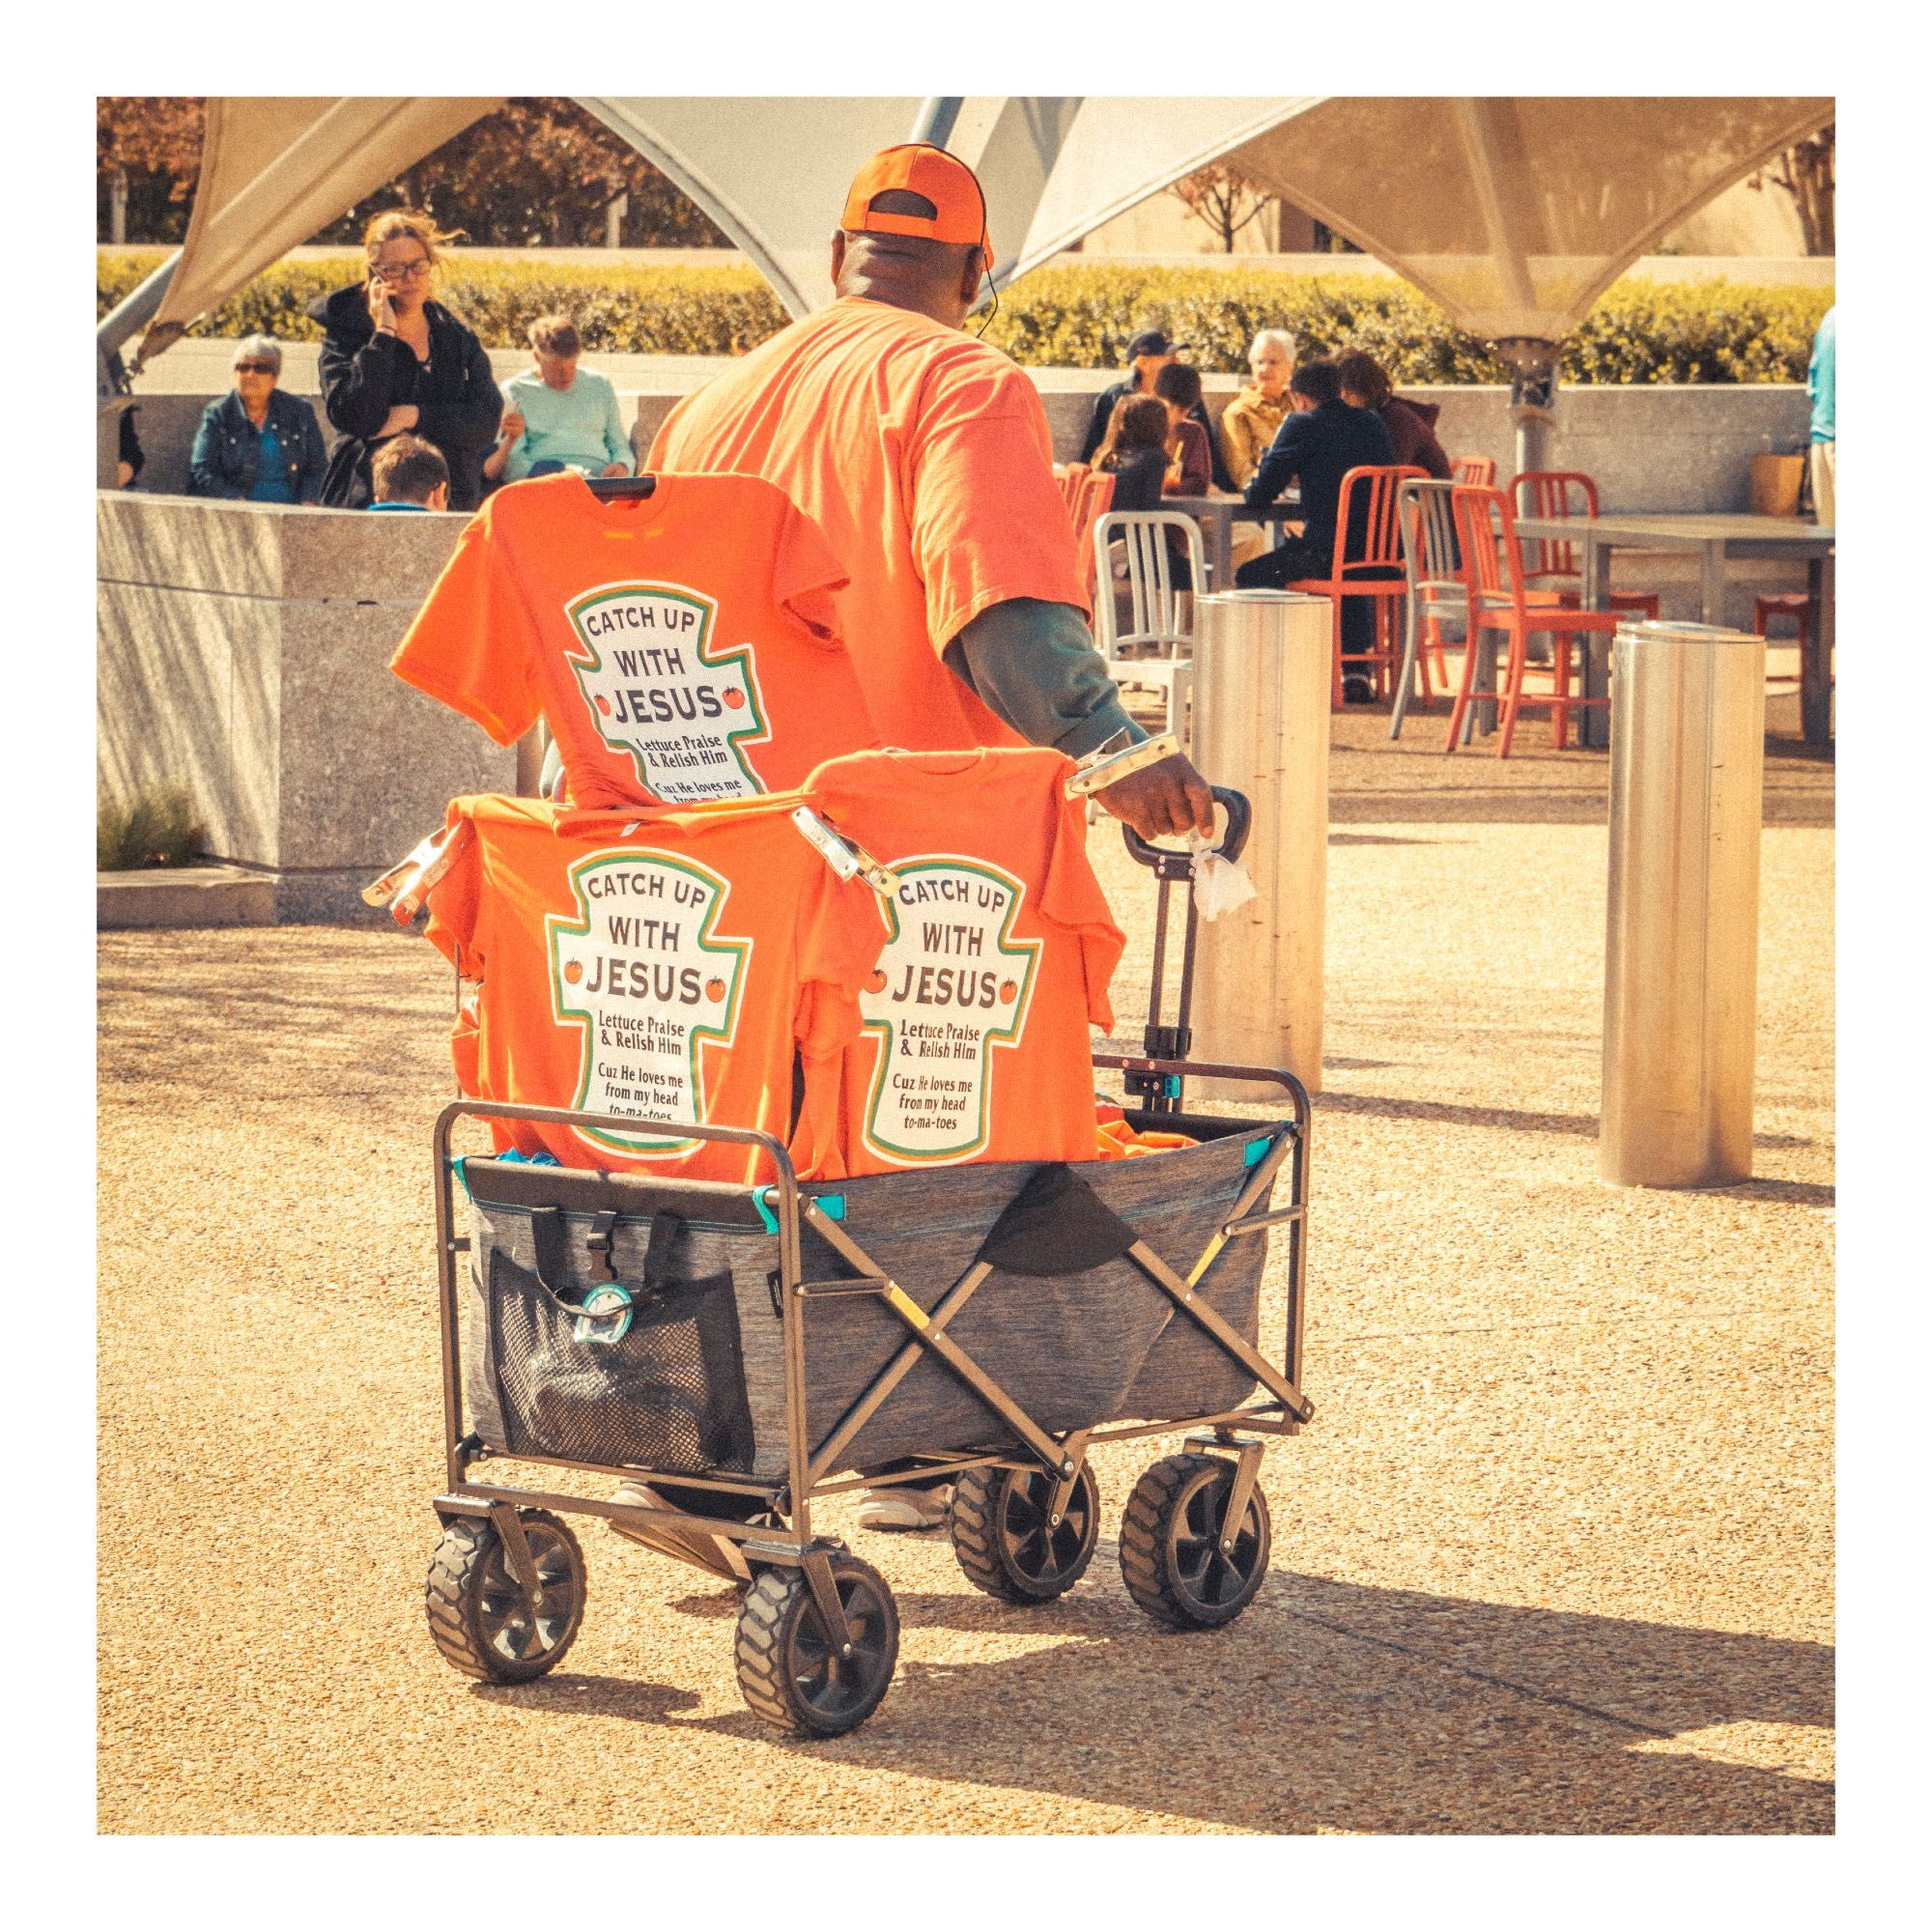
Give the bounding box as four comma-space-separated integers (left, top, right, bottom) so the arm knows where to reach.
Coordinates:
1601, 621, 1768, 1187
1186, 591, 1331, 1100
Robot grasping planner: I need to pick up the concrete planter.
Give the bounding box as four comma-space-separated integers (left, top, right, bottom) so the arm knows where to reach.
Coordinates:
97, 495, 515, 923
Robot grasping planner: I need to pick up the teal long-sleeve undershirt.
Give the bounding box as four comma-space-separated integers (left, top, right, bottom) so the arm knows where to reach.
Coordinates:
943, 597, 1144, 760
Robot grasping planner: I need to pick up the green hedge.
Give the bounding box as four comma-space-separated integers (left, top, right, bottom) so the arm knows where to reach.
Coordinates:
99, 250, 1832, 384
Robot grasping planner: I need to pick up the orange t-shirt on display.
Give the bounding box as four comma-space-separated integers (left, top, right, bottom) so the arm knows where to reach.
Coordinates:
419, 793, 888, 1184
799, 748, 1125, 1178
390, 471, 880, 809
649, 298, 1090, 753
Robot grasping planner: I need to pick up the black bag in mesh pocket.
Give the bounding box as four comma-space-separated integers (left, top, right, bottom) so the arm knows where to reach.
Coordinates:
484, 1206, 754, 1474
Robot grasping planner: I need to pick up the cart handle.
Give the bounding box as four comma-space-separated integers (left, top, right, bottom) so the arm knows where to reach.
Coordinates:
1122, 786, 1251, 870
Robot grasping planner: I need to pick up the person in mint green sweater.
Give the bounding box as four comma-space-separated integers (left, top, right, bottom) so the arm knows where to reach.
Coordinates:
483, 313, 632, 486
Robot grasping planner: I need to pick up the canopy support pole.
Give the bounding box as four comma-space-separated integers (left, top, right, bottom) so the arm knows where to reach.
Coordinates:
911, 98, 964, 147
97, 249, 182, 369
1492, 336, 1560, 480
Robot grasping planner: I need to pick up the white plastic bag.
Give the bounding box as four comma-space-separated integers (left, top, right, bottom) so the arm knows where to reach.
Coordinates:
1185, 832, 1258, 922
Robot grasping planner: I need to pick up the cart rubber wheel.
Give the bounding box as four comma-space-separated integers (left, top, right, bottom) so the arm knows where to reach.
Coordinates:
734, 1554, 899, 1736
425, 1509, 585, 1684
950, 1463, 1100, 1603
1119, 1454, 1271, 1630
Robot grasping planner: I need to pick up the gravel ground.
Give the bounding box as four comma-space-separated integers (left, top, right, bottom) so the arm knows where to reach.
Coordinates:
97, 701, 1833, 1834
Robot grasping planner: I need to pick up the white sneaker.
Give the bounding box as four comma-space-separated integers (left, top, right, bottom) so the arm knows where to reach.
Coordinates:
855, 1485, 954, 1532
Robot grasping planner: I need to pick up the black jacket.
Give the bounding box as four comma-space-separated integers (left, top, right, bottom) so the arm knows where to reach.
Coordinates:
188, 388, 327, 502
1098, 445, 1166, 514
1079, 380, 1234, 491
1244, 399, 1397, 564
308, 284, 500, 510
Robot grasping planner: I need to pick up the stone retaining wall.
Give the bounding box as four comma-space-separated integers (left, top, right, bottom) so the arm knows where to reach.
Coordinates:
125, 369, 1810, 517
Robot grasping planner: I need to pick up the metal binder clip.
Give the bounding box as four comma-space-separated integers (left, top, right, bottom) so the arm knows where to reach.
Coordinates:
1064, 730, 1180, 799
362, 821, 471, 923
789, 806, 900, 896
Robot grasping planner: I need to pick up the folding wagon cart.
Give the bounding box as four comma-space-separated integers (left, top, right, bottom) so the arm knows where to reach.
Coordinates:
419, 797, 1315, 1736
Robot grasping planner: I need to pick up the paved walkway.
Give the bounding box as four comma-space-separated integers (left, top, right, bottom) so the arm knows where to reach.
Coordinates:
96, 712, 1833, 1833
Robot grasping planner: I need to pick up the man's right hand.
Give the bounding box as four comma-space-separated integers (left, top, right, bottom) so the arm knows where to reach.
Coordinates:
1094, 751, 1217, 841
498, 411, 526, 442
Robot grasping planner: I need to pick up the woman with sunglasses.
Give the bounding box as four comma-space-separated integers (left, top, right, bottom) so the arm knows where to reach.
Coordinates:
309, 209, 501, 510
187, 336, 326, 504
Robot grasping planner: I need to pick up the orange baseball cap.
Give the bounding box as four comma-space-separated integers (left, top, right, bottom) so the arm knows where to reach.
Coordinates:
840, 143, 987, 246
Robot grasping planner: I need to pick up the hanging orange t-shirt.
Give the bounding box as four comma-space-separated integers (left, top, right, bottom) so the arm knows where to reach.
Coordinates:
649, 298, 1090, 753
390, 471, 880, 808
798, 748, 1125, 1178
419, 793, 888, 1183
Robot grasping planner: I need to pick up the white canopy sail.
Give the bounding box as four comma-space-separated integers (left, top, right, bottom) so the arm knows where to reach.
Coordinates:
134, 96, 500, 363
125, 95, 1833, 366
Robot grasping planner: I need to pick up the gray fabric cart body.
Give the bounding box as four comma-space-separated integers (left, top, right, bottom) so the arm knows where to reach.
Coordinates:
456, 1111, 1292, 1487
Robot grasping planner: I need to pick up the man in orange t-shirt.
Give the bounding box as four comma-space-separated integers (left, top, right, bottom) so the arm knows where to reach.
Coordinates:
649, 142, 1214, 843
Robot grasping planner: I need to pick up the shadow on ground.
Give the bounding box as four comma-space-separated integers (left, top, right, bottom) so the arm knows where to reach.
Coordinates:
476, 1569, 1833, 1833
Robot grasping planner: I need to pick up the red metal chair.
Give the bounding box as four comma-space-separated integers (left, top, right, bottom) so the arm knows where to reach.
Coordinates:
1510, 470, 1662, 622
1072, 470, 1116, 599
1753, 591, 1815, 639
1753, 590, 1817, 698
1453, 455, 1495, 487
1447, 485, 1617, 757
1057, 461, 1092, 516
1283, 465, 1428, 709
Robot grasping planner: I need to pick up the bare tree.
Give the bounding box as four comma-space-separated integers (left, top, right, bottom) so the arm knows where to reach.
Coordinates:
1166, 163, 1277, 253
1748, 124, 1834, 256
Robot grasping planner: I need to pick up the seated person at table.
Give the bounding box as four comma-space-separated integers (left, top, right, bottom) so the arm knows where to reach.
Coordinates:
482, 313, 632, 487
368, 434, 450, 511
1219, 328, 1296, 491
1236, 357, 1395, 699
188, 335, 327, 504
1335, 350, 1451, 479
1078, 326, 1232, 487
1153, 361, 1212, 498
1095, 394, 1194, 591
117, 407, 144, 489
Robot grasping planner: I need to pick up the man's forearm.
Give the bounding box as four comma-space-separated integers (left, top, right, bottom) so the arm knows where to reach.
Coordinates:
944, 597, 1145, 760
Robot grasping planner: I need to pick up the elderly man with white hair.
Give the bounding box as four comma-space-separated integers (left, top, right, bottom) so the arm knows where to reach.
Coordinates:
187, 334, 327, 504
1216, 328, 1297, 566
1218, 328, 1298, 491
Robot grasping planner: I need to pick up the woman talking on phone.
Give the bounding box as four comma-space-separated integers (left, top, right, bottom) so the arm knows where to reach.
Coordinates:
309, 209, 501, 510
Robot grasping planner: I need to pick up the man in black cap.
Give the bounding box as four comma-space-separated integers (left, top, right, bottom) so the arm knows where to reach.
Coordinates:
1078, 328, 1230, 487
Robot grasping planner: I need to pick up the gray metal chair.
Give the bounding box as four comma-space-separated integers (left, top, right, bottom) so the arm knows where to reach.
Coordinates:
1391, 477, 1492, 744
1091, 510, 1204, 753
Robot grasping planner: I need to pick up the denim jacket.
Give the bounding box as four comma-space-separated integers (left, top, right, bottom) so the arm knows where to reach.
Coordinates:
188, 389, 327, 502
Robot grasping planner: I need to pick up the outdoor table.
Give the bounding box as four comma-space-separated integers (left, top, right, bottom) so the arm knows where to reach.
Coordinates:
1515, 513, 1837, 750
1166, 494, 1296, 594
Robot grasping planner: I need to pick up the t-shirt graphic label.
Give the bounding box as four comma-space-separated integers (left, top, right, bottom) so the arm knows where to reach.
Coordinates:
548, 849, 751, 1156
563, 581, 770, 801
858, 858, 1039, 1163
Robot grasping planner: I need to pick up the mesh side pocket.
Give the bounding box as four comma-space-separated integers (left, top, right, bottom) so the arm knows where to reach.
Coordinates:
485, 1243, 754, 1474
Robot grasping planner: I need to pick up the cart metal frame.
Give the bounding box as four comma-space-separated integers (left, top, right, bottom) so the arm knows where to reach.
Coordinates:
431, 1059, 1309, 1643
